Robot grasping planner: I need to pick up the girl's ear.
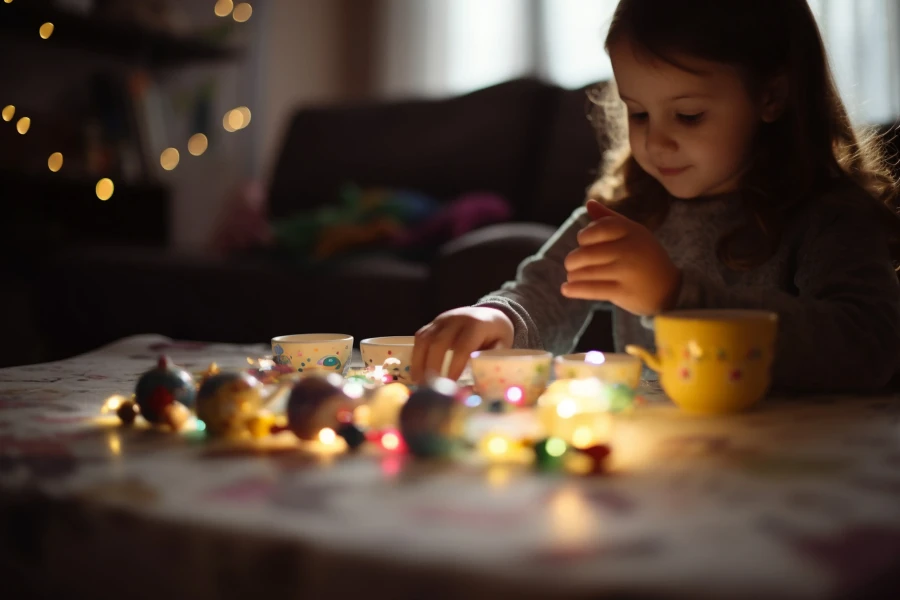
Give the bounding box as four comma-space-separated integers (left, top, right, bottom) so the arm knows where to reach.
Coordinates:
760, 73, 789, 123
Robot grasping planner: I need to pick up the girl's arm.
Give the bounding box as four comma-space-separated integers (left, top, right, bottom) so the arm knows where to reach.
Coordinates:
677, 194, 900, 392
476, 206, 610, 355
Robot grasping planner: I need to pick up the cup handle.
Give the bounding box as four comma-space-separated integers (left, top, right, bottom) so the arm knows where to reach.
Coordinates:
625, 344, 662, 373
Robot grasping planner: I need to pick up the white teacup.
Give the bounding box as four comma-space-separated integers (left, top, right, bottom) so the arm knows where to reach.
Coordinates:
469, 349, 553, 406
554, 351, 642, 389
360, 336, 415, 383
271, 334, 353, 375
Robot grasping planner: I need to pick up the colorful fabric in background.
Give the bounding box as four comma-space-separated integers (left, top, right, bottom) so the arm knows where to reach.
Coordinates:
211, 182, 513, 263
272, 184, 513, 262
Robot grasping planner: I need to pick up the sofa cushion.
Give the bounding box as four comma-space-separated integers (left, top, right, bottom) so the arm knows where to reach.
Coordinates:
430, 222, 557, 312
267, 78, 559, 221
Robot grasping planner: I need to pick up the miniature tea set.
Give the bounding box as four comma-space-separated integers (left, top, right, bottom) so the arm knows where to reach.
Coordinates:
109, 309, 779, 475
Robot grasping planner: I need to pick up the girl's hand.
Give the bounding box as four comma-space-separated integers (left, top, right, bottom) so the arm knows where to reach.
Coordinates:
411, 307, 514, 383
562, 200, 682, 315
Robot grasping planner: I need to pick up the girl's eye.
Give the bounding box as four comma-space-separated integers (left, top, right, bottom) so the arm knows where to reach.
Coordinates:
628, 112, 648, 123
677, 112, 705, 124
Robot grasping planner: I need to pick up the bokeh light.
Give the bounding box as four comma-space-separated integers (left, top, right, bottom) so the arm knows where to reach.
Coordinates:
381, 432, 401, 451
214, 0, 233, 17
160, 147, 180, 170
16, 116, 30, 134
96, 178, 114, 201
545, 437, 567, 457
223, 108, 248, 132
187, 133, 208, 156
235, 106, 251, 127
1, 105, 14, 121
233, 3, 253, 23
556, 398, 577, 419
318, 427, 336, 445
572, 426, 594, 449
505, 386, 523, 404
48, 152, 63, 172
108, 433, 121, 456
228, 109, 244, 130
39, 23, 54, 39
222, 111, 237, 132
486, 435, 509, 456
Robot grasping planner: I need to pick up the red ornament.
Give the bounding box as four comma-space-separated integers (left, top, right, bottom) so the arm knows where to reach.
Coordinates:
148, 385, 174, 416
581, 444, 612, 475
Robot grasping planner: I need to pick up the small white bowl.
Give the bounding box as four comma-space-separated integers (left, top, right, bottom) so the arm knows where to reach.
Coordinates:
360, 336, 415, 383
554, 351, 642, 389
469, 349, 553, 406
271, 334, 353, 375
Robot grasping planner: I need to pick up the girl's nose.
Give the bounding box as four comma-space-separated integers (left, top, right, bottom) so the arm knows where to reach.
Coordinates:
645, 122, 677, 154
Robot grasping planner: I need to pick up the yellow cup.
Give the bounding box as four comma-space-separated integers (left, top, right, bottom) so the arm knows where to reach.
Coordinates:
625, 310, 778, 414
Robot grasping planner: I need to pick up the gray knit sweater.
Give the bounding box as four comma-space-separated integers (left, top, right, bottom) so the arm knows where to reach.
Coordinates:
477, 186, 900, 392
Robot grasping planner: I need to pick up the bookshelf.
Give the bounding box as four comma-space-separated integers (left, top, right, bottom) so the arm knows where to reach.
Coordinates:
0, 2, 241, 67
0, 1, 246, 248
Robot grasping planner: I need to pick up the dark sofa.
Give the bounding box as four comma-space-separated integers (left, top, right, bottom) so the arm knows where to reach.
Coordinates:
32, 78, 620, 361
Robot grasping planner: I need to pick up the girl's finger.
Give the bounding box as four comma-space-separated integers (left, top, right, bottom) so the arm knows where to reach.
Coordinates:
566, 264, 621, 283
411, 323, 437, 383
561, 280, 622, 302
422, 321, 464, 382
445, 329, 489, 382
577, 217, 630, 246
585, 199, 626, 221
565, 239, 627, 271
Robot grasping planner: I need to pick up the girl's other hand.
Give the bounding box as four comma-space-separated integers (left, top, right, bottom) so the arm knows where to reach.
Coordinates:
563, 200, 682, 315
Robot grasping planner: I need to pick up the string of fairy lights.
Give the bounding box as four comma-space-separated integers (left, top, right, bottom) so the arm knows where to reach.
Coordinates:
1, 0, 253, 201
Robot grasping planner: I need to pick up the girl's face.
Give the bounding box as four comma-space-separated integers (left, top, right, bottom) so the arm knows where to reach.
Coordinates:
609, 38, 766, 199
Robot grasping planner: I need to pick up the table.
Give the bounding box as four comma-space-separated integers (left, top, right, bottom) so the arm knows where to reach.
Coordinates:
2, 335, 900, 600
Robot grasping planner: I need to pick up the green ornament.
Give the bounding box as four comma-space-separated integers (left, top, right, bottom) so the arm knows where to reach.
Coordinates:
534, 437, 568, 471
399, 385, 464, 459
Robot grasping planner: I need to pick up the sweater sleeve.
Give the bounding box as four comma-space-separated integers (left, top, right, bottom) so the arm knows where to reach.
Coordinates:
675, 193, 900, 393
475, 206, 609, 355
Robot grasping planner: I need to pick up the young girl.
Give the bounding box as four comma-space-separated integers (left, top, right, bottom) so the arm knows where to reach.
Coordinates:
411, 0, 900, 393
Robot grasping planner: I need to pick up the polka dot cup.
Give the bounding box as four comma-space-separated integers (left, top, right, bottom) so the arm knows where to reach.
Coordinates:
553, 352, 643, 390
271, 334, 353, 376
469, 349, 553, 407
626, 309, 778, 414
360, 336, 415, 383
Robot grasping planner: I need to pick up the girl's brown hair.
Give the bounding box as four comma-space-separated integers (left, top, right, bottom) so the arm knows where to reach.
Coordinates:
589, 0, 900, 271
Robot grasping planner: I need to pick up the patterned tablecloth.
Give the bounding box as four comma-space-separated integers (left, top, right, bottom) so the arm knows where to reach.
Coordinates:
2, 335, 900, 600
